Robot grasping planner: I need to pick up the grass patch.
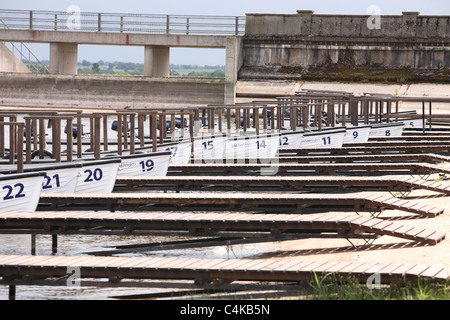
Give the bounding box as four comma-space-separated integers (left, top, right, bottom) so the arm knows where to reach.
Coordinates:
308, 273, 449, 300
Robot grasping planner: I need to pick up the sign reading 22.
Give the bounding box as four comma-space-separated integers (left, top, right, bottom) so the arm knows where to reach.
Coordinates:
2, 183, 25, 201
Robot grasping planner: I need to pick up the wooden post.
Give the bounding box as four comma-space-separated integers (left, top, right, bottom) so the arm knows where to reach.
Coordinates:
235, 107, 240, 134
242, 108, 247, 134
52, 118, 61, 162
129, 114, 135, 154
9, 285, 15, 301
0, 117, 4, 156
138, 114, 145, 147
159, 114, 165, 144
117, 114, 123, 156
25, 118, 32, 164
180, 112, 185, 139
31, 234, 36, 255
151, 113, 157, 152
189, 112, 194, 140
89, 117, 94, 153
9, 120, 15, 164
429, 101, 432, 130
76, 116, 82, 158
32, 117, 38, 150
254, 107, 260, 135
302, 105, 308, 130
217, 109, 222, 133
94, 116, 101, 160
16, 123, 24, 173
66, 118, 73, 162
318, 105, 323, 131
276, 106, 282, 132
123, 114, 128, 150
263, 106, 267, 133
270, 107, 275, 132
290, 106, 296, 131
103, 115, 109, 151
171, 113, 176, 141
52, 234, 58, 253
226, 108, 231, 134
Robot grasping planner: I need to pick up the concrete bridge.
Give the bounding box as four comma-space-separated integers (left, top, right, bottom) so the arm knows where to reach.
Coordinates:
0, 9, 449, 107
0, 9, 245, 104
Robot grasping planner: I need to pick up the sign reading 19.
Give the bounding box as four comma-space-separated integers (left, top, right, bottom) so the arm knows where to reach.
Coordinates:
139, 160, 155, 172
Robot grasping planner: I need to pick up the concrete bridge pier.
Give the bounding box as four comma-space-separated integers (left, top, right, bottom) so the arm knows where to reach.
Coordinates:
144, 45, 170, 77
49, 42, 78, 75
225, 37, 243, 104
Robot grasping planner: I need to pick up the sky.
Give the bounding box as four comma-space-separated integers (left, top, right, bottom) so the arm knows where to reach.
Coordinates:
2, 0, 450, 66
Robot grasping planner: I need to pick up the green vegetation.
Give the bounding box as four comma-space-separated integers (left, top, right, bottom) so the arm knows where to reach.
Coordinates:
77, 60, 225, 77
24, 59, 225, 78
308, 273, 449, 300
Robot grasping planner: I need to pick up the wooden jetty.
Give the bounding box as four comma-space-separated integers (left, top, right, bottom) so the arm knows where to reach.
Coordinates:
115, 175, 450, 196
0, 211, 445, 246
206, 153, 450, 165
0, 255, 448, 294
167, 162, 450, 176
279, 144, 450, 156
39, 192, 444, 217
1, 93, 450, 299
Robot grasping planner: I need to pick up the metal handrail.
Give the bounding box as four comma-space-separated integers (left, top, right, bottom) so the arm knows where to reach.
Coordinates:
0, 9, 246, 36
0, 18, 49, 73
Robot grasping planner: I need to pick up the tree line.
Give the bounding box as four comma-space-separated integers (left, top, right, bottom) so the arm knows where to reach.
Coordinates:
24, 59, 225, 78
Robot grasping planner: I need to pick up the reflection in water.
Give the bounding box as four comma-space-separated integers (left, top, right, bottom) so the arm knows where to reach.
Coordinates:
0, 231, 262, 300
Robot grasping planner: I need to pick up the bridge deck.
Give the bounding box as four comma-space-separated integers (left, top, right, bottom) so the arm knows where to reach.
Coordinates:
0, 254, 447, 286
39, 192, 444, 217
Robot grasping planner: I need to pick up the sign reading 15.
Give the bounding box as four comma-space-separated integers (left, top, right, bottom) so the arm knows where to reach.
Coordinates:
202, 141, 214, 150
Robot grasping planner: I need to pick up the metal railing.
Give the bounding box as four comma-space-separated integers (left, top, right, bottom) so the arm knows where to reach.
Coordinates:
0, 18, 49, 73
0, 9, 246, 36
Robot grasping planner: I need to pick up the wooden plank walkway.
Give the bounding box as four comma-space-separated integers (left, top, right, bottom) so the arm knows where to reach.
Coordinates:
0, 211, 445, 245
168, 162, 450, 175
0, 254, 447, 286
346, 140, 450, 147
115, 175, 450, 195
278, 144, 450, 155
225, 153, 442, 164
39, 192, 445, 217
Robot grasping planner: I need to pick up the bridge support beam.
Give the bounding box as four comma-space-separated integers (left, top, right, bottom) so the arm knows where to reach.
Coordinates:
49, 42, 78, 75
144, 45, 170, 77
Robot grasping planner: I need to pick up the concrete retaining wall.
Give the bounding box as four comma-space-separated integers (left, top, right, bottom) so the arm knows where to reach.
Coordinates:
245, 11, 450, 38
241, 11, 450, 82
0, 73, 225, 108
